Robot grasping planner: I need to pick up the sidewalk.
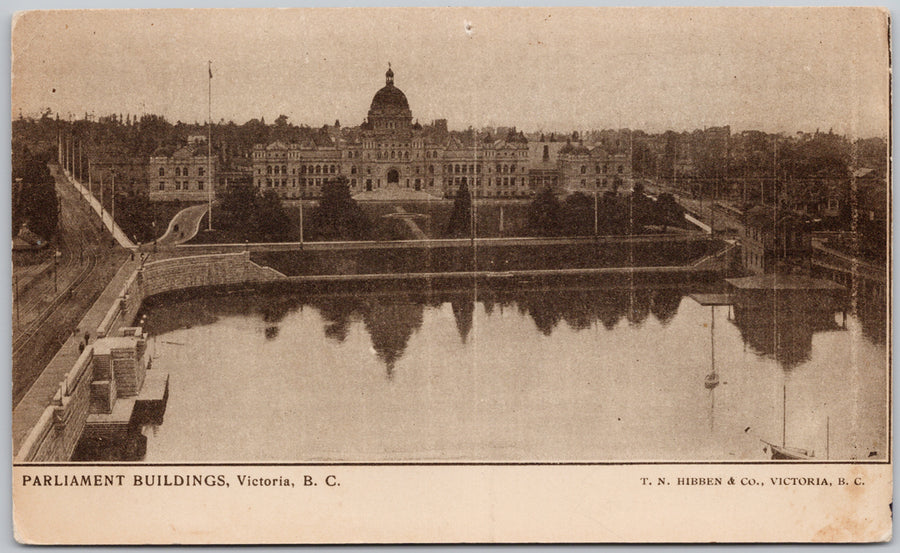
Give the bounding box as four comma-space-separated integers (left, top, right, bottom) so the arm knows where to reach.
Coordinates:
59, 166, 136, 249
12, 257, 142, 455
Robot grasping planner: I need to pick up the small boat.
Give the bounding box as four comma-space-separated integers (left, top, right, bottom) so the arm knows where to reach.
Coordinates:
762, 440, 813, 460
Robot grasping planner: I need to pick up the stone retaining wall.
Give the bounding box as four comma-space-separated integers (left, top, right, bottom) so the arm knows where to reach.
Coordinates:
16, 252, 285, 462
16, 348, 94, 462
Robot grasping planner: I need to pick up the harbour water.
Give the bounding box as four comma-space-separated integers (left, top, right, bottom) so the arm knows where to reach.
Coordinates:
130, 284, 886, 462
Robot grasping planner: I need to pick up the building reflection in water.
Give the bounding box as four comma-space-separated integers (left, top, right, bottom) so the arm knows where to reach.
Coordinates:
728, 285, 848, 371
139, 285, 692, 376
139, 281, 880, 382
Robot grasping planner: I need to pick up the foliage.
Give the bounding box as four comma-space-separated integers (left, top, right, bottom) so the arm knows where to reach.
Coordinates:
444, 182, 472, 238
654, 193, 684, 231
526, 187, 562, 236
215, 183, 293, 241
254, 189, 293, 241
12, 148, 58, 241
308, 177, 371, 241
115, 191, 156, 243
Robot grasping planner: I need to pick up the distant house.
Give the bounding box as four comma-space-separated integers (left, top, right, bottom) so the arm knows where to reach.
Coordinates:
741, 205, 811, 274
12, 224, 48, 252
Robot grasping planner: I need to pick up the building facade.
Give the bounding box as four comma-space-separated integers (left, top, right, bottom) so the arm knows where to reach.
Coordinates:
148, 145, 217, 202
252, 67, 626, 200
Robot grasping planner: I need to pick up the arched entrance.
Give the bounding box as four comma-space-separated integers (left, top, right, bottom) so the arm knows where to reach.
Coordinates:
387, 169, 400, 185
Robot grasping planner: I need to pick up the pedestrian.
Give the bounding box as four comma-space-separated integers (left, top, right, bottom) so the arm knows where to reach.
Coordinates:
84, 330, 91, 344
78, 341, 85, 354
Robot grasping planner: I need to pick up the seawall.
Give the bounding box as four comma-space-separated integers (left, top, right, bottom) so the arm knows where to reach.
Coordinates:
14, 252, 284, 462
14, 242, 732, 462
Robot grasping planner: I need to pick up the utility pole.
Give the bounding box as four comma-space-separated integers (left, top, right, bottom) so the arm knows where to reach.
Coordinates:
207, 60, 214, 231
112, 171, 116, 230
14, 273, 19, 325
100, 171, 104, 228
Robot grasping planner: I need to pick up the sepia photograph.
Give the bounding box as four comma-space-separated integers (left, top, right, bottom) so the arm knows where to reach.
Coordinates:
9, 6, 891, 543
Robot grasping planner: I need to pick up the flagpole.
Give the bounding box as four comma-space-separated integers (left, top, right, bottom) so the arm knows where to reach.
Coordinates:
207, 60, 213, 231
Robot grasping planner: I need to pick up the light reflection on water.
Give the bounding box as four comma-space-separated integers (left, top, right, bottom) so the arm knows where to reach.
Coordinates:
132, 285, 886, 463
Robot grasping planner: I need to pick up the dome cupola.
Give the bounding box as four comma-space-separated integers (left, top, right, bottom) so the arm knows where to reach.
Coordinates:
367, 64, 412, 132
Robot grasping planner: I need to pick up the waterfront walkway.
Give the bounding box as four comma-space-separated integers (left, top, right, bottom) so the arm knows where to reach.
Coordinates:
12, 256, 142, 455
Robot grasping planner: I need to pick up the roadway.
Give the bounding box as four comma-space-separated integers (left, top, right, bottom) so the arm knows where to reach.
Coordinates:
12, 164, 128, 407
156, 203, 212, 246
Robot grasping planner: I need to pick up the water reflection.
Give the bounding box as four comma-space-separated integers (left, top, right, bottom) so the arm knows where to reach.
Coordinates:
729, 289, 847, 370
362, 299, 425, 377
142, 287, 694, 371
132, 282, 886, 462
139, 283, 880, 377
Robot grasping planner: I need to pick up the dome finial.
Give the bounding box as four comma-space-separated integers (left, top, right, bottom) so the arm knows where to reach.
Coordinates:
386, 63, 394, 86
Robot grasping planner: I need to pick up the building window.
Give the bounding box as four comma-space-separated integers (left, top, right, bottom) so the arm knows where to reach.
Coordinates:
175, 167, 182, 177
198, 181, 204, 190
159, 182, 165, 191
198, 167, 205, 177
158, 167, 165, 177
581, 166, 587, 174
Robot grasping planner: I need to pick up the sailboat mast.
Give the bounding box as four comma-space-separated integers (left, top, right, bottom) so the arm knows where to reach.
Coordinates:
710, 306, 716, 373
782, 384, 787, 447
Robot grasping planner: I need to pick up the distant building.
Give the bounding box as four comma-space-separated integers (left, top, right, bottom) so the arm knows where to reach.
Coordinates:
555, 140, 632, 195
741, 205, 810, 274
252, 66, 532, 199
148, 144, 217, 202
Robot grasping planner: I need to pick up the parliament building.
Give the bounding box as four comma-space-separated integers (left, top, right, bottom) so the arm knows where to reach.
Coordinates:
251, 66, 631, 200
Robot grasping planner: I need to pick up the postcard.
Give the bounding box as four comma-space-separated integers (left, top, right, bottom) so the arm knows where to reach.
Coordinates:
10, 7, 891, 543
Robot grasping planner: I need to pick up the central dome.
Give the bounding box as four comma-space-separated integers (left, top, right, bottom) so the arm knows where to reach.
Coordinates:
370, 84, 410, 112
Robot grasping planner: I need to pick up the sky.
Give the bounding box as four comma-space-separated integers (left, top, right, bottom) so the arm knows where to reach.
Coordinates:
10, 7, 891, 137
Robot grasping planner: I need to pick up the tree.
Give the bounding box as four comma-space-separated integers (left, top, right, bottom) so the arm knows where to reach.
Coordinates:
13, 151, 58, 241
597, 191, 625, 235
561, 192, 593, 236
445, 182, 472, 238
254, 189, 292, 241
654, 193, 684, 232
115, 191, 155, 243
311, 177, 370, 240
527, 187, 562, 236
219, 183, 257, 233
628, 181, 654, 233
